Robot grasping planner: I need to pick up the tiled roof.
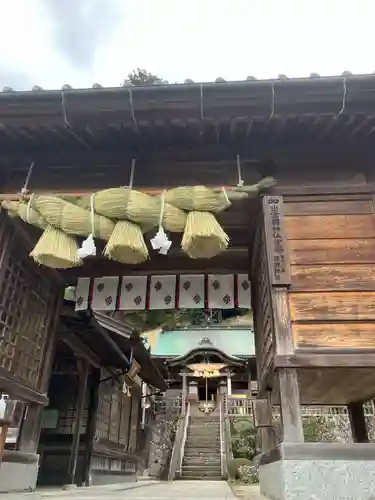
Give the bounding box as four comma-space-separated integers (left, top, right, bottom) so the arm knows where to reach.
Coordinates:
0, 71, 365, 93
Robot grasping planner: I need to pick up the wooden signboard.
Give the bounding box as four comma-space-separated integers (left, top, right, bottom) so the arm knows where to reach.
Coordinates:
253, 399, 273, 428
127, 359, 141, 380
263, 196, 291, 286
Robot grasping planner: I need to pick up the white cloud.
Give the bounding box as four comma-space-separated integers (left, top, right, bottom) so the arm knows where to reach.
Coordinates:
0, 0, 374, 90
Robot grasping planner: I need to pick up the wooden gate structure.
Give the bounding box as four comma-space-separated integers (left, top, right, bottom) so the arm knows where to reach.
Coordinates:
1, 75, 375, 497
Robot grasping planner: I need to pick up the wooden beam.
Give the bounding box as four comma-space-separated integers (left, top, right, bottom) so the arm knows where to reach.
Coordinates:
0, 367, 48, 406
61, 249, 249, 283
278, 368, 304, 443
62, 334, 101, 369
2, 146, 375, 191
348, 402, 369, 443
276, 353, 375, 368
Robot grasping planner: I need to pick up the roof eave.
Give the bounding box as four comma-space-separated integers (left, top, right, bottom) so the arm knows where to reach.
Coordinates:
2, 73, 375, 126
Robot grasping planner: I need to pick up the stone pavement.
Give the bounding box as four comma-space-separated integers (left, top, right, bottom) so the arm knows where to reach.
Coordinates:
0, 480, 238, 500
231, 484, 268, 500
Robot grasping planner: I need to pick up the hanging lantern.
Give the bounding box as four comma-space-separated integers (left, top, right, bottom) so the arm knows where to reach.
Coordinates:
187, 363, 227, 378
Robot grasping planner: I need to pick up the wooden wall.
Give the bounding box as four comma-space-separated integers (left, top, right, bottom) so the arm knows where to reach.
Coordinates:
0, 210, 62, 402
251, 215, 275, 393
283, 195, 375, 350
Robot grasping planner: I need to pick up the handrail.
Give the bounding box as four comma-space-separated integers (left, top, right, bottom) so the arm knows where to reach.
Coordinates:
221, 397, 233, 480
167, 401, 189, 480
178, 402, 190, 475
219, 396, 226, 478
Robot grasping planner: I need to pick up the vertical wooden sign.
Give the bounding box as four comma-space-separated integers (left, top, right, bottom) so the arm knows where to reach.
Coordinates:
262, 196, 291, 286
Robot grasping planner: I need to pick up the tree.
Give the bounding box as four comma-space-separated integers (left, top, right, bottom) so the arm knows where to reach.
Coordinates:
124, 68, 168, 87
118, 309, 205, 333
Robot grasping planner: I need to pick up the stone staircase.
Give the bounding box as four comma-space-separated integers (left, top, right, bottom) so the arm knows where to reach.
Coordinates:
181, 415, 222, 480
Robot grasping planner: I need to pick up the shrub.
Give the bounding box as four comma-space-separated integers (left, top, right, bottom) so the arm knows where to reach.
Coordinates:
237, 464, 259, 484
303, 416, 336, 442
227, 457, 251, 479
230, 418, 257, 460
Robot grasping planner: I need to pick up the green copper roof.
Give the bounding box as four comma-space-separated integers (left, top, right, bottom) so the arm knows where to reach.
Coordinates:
151, 328, 255, 357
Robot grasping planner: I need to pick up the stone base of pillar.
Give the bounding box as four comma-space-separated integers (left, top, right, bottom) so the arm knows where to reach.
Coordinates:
259, 442, 375, 500
0, 451, 39, 493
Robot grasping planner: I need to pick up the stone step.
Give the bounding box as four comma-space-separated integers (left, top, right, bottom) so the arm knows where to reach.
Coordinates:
189, 423, 220, 427
184, 450, 221, 455
183, 460, 221, 467
185, 445, 220, 450
182, 469, 222, 476
184, 453, 221, 458
188, 428, 220, 431
179, 475, 223, 481
189, 421, 220, 425
187, 430, 220, 434
184, 446, 221, 455
187, 436, 220, 440
185, 442, 221, 447
181, 468, 222, 477
189, 420, 220, 423
188, 430, 220, 434
186, 437, 220, 441
187, 438, 220, 442
184, 450, 221, 458
186, 434, 220, 439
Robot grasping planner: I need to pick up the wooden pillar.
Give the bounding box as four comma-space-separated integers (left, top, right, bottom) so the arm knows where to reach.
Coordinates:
18, 404, 44, 454
278, 368, 304, 443
181, 372, 188, 410
129, 388, 140, 452
188, 381, 198, 402
83, 369, 100, 486
67, 359, 89, 486
256, 392, 276, 453
226, 371, 232, 396
18, 293, 63, 454
247, 365, 252, 398
141, 382, 147, 428
348, 401, 369, 443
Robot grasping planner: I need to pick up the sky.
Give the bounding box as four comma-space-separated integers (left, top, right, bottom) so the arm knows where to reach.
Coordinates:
0, 0, 374, 91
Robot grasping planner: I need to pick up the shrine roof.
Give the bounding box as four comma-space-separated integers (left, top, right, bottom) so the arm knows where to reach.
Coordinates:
1, 73, 375, 194
149, 327, 255, 358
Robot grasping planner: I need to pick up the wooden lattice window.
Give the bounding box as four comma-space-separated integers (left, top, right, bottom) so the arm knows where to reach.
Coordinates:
0, 216, 56, 391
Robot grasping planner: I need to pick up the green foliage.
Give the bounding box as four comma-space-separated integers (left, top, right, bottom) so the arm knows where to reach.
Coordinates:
237, 464, 259, 484
230, 418, 257, 461
124, 68, 168, 86
119, 309, 205, 333
227, 457, 251, 479
303, 416, 336, 442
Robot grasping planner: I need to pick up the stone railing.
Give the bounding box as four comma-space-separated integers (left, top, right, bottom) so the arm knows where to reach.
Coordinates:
152, 395, 182, 416
225, 395, 375, 419
225, 395, 375, 443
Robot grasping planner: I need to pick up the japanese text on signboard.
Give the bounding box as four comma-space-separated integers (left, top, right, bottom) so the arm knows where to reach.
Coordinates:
263, 196, 291, 285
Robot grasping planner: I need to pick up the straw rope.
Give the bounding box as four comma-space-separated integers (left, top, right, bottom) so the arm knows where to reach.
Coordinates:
104, 220, 149, 264
181, 211, 229, 259
30, 225, 82, 269
32, 195, 115, 240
